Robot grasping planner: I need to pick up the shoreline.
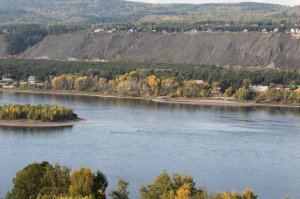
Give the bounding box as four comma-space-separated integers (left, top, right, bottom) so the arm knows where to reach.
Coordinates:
0, 88, 152, 101
0, 118, 86, 128
0, 88, 300, 108
152, 98, 300, 108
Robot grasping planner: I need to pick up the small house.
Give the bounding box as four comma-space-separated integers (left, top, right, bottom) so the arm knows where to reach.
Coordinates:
276, 84, 284, 90
28, 76, 36, 84
249, 85, 268, 92
212, 87, 221, 93
273, 28, 280, 33
1, 74, 13, 82
162, 30, 169, 34
261, 29, 267, 33
1, 28, 8, 34
194, 80, 204, 84
291, 28, 295, 33
94, 29, 104, 33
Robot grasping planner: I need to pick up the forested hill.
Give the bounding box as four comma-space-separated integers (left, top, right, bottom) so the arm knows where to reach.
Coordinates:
21, 32, 300, 68
0, 0, 294, 24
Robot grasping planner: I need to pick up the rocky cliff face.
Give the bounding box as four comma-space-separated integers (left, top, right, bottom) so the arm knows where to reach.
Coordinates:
21, 32, 300, 68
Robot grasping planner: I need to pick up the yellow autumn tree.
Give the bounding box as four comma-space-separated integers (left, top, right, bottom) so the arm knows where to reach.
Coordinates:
147, 75, 160, 96
242, 189, 257, 199
292, 88, 300, 103
223, 192, 232, 199
176, 183, 191, 199
224, 87, 233, 97
51, 75, 67, 90
51, 74, 77, 90
69, 167, 94, 198
231, 191, 242, 199
161, 78, 179, 96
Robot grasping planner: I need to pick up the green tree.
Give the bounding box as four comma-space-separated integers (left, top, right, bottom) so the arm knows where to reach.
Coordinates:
109, 179, 130, 199
139, 171, 206, 199
234, 86, 254, 101
242, 79, 252, 89
40, 163, 70, 197
10, 161, 50, 199
92, 171, 108, 199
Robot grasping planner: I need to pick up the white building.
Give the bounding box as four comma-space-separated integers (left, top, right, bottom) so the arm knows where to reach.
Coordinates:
212, 87, 221, 93
1, 74, 13, 82
249, 85, 268, 92
94, 29, 104, 33
273, 28, 280, 33
291, 28, 295, 33
28, 76, 36, 84
261, 29, 267, 33
194, 80, 204, 84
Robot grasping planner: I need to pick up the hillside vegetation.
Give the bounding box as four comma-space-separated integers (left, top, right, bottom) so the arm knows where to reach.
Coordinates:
0, 0, 297, 24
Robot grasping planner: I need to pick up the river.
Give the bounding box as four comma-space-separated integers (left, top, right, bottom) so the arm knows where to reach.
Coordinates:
0, 91, 299, 199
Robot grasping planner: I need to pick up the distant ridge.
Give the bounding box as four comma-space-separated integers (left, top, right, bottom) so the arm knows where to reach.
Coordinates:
0, 0, 291, 24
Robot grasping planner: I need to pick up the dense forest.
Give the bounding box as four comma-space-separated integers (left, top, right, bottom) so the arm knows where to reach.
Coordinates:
6, 161, 285, 199
45, 72, 299, 104
0, 104, 78, 121
0, 59, 299, 90
1, 24, 90, 55
0, 0, 298, 25
0, 59, 299, 104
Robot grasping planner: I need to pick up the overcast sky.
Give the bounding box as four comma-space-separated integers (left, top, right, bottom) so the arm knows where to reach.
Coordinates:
128, 0, 300, 6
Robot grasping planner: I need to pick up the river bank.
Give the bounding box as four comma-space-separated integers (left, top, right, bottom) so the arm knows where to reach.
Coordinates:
0, 88, 299, 108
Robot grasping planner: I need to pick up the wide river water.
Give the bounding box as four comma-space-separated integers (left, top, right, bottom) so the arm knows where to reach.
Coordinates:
0, 91, 299, 199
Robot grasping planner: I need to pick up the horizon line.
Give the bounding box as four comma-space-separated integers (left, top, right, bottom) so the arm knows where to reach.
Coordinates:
125, 0, 299, 7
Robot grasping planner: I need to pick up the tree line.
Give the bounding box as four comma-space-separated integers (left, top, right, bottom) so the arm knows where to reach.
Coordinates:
0, 104, 78, 122
0, 59, 299, 90
1, 59, 299, 104
6, 161, 287, 199
45, 71, 299, 104
0, 1, 295, 25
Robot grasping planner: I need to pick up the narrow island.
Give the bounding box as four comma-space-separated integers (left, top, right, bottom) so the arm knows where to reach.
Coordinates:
0, 104, 83, 127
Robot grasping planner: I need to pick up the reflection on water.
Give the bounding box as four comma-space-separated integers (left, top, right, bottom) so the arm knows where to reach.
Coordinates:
0, 126, 73, 134
0, 91, 299, 199
1, 91, 299, 116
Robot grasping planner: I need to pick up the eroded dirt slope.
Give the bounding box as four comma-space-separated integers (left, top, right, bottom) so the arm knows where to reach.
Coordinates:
21, 32, 300, 68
